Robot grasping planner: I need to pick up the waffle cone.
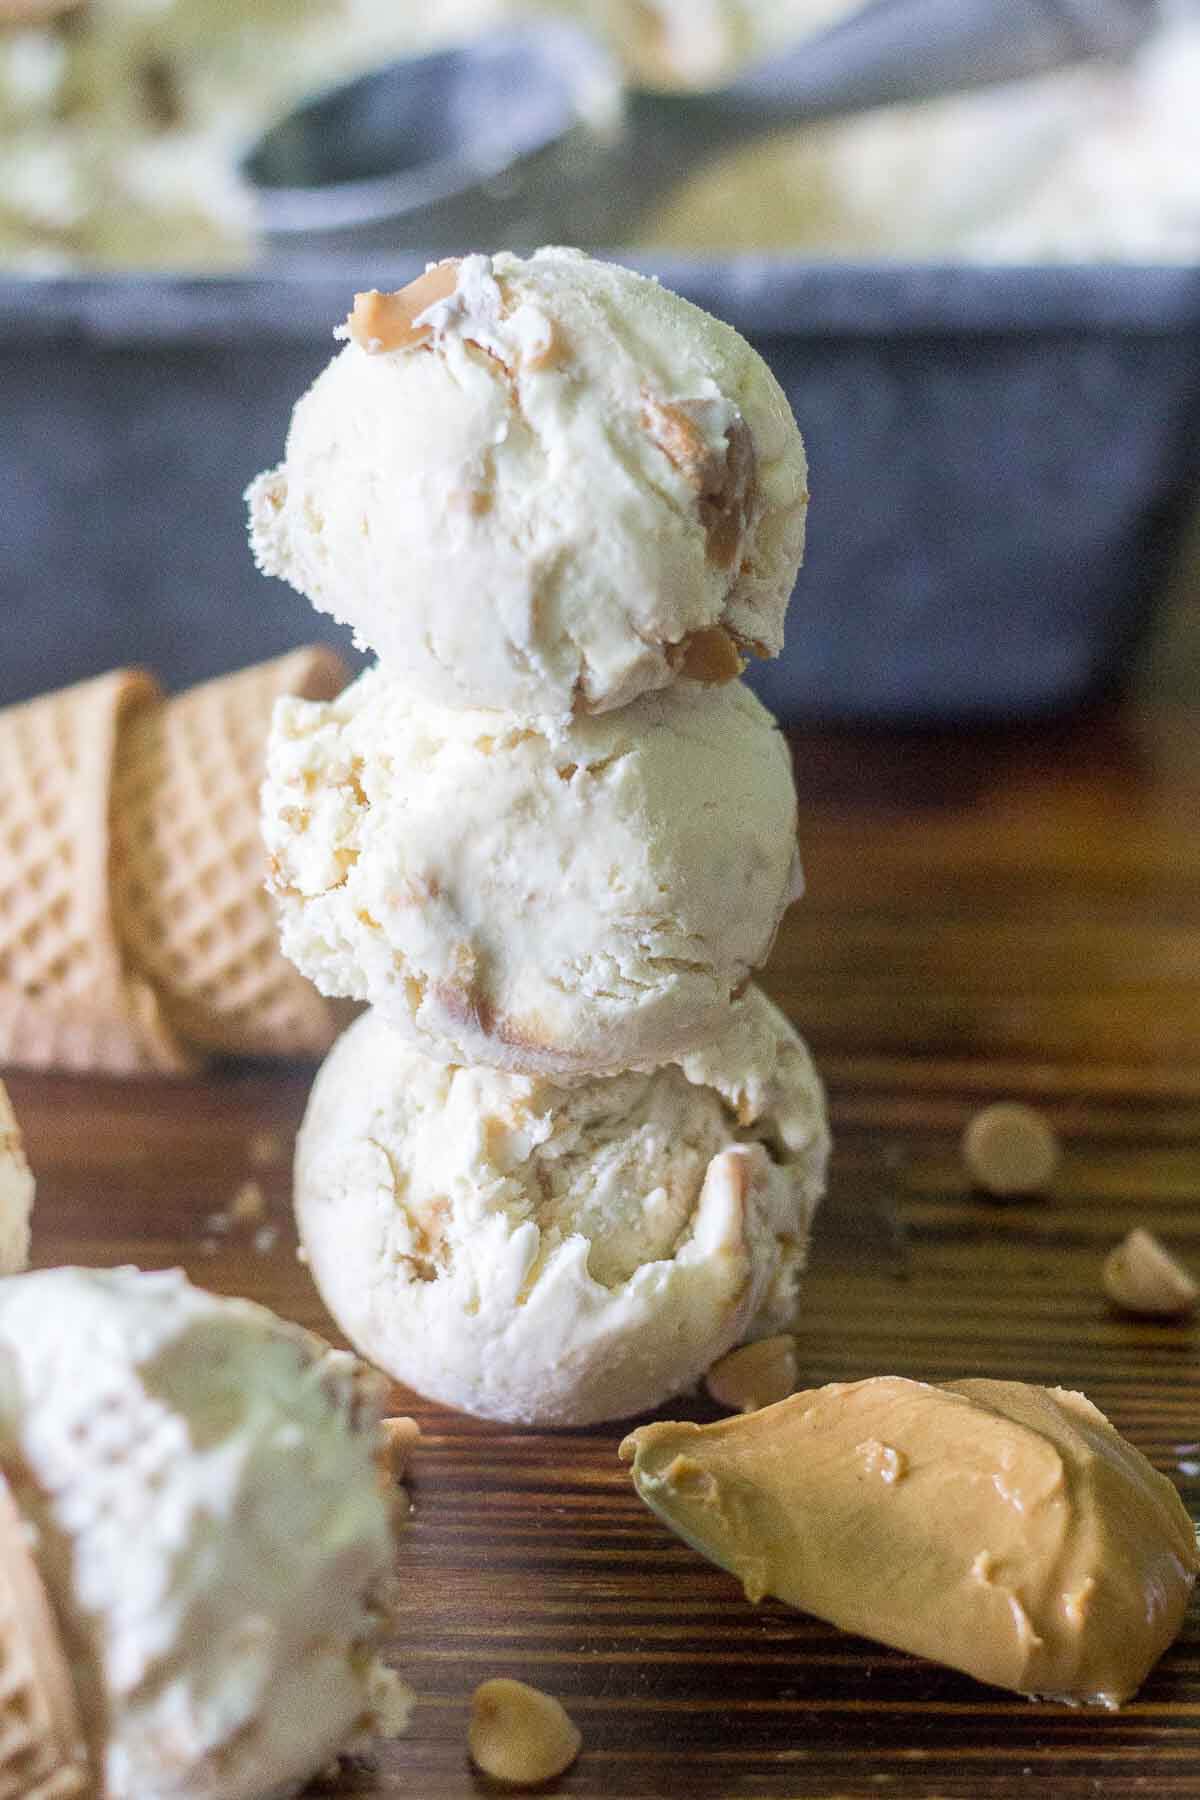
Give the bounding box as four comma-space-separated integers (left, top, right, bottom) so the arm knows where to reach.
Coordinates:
111, 647, 350, 1058
0, 1081, 34, 1277
0, 670, 190, 1075
0, 1473, 89, 1799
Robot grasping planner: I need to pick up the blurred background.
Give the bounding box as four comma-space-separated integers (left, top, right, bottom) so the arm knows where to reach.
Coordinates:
2, 0, 1198, 717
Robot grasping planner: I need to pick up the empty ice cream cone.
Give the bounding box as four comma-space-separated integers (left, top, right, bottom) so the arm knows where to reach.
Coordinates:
0, 1470, 88, 1799
111, 647, 351, 1060
0, 669, 189, 1076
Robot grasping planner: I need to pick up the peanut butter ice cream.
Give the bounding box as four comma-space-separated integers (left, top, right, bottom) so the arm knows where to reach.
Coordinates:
0, 1265, 411, 1798
621, 1375, 1198, 1706
263, 666, 801, 1077
247, 249, 807, 721
294, 986, 828, 1425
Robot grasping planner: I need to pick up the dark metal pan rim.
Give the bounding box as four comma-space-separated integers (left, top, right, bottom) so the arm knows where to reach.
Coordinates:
2, 256, 1200, 346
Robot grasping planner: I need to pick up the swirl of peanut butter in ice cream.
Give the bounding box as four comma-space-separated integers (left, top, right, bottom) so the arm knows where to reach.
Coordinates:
622, 1375, 1198, 1707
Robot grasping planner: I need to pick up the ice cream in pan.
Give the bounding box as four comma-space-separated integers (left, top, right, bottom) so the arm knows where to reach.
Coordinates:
249, 247, 827, 1425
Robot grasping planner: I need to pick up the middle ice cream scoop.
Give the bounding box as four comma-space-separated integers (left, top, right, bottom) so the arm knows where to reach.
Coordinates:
246, 247, 808, 720
263, 665, 802, 1077
294, 984, 828, 1426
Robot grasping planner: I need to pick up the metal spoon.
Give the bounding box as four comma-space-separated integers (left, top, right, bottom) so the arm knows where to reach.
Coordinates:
241, 0, 1160, 256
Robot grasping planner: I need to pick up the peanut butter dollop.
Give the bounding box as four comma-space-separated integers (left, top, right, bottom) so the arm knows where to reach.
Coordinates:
620, 1376, 1198, 1706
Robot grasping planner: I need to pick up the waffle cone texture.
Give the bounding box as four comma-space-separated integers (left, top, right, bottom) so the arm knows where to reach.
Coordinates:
111, 647, 349, 1059
0, 649, 349, 1075
0, 1472, 88, 1798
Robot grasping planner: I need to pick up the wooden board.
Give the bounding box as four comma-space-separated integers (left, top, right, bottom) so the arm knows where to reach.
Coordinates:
7, 701, 1200, 1799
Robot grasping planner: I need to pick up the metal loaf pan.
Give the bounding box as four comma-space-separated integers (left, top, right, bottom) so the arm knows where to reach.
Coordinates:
3, 257, 1200, 720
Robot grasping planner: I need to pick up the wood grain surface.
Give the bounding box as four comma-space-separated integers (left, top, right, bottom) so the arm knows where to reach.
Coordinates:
7, 701, 1200, 1800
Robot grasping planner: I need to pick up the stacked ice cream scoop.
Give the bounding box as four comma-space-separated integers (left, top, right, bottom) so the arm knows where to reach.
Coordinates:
249, 247, 830, 1426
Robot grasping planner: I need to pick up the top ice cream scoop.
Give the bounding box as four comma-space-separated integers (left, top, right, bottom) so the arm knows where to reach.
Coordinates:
246, 247, 808, 720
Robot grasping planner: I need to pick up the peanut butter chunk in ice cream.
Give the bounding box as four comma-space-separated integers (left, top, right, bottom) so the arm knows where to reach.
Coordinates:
621, 1375, 1198, 1706
346, 262, 462, 354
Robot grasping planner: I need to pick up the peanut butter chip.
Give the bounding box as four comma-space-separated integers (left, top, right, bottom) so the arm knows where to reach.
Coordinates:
962, 1102, 1060, 1197
706, 1335, 797, 1412
670, 626, 744, 685
229, 1180, 265, 1223
1103, 1229, 1199, 1318
468, 1679, 581, 1787
641, 393, 758, 570
346, 261, 462, 353
447, 487, 492, 517
381, 1415, 421, 1481
522, 318, 563, 371
701, 415, 757, 571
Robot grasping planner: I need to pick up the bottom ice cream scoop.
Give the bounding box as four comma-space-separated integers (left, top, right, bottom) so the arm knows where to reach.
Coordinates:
0, 1265, 411, 1800
294, 985, 828, 1426
0, 1083, 33, 1274
621, 1376, 1199, 1707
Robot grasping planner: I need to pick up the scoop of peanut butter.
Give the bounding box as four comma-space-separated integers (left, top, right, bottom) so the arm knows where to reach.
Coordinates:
620, 1376, 1198, 1706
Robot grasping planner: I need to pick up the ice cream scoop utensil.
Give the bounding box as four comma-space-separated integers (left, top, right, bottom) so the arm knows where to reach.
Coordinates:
242, 1, 1158, 254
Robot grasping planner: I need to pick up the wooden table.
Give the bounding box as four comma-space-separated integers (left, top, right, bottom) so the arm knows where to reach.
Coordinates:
8, 700, 1200, 1799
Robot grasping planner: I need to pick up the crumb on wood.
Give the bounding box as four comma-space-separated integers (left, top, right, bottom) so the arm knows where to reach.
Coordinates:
247, 1128, 286, 1169
231, 1179, 266, 1223
381, 1415, 421, 1483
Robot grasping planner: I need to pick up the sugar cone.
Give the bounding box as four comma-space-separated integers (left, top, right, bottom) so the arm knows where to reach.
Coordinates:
0, 1473, 89, 1799
111, 647, 351, 1059
0, 1081, 33, 1276
0, 670, 190, 1075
